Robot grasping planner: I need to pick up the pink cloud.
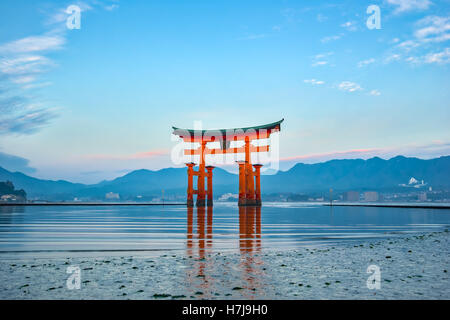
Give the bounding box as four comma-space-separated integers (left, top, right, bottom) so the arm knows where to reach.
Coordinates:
281, 142, 450, 165
281, 148, 380, 162
86, 149, 169, 161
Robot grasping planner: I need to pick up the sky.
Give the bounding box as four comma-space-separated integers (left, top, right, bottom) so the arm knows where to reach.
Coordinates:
0, 0, 449, 183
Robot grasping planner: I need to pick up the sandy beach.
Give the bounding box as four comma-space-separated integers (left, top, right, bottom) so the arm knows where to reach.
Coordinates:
0, 229, 448, 300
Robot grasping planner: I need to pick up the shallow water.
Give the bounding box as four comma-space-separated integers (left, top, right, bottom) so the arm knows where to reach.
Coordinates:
0, 203, 449, 258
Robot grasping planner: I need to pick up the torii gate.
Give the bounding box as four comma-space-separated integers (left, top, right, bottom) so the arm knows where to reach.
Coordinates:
172, 119, 283, 207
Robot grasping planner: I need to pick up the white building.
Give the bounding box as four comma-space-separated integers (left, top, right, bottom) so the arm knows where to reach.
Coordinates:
105, 192, 120, 200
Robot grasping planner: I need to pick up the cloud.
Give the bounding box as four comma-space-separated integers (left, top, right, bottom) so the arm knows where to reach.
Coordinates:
314, 52, 333, 59
86, 149, 169, 161
0, 35, 65, 54
369, 89, 381, 96
0, 55, 54, 85
0, 34, 63, 135
312, 52, 333, 67
357, 58, 376, 67
338, 81, 362, 92
393, 15, 449, 56
0, 3, 119, 136
0, 151, 36, 174
0, 106, 57, 135
281, 148, 382, 164
394, 47, 450, 65
304, 79, 325, 85
387, 0, 432, 14
321, 34, 341, 43
340, 21, 357, 31
424, 47, 450, 64
384, 53, 402, 63
281, 141, 450, 165
414, 15, 450, 43
312, 61, 328, 67
104, 4, 119, 11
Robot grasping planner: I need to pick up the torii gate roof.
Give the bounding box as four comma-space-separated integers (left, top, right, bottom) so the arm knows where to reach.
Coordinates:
172, 118, 284, 141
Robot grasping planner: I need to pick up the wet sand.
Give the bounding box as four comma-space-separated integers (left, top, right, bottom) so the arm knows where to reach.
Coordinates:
0, 230, 448, 299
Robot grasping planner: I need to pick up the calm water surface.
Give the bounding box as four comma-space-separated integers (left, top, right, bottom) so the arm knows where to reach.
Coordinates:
0, 203, 449, 258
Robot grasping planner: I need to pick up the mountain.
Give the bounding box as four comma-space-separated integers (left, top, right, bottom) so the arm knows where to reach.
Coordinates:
260, 156, 450, 193
0, 167, 85, 200
0, 155, 449, 200
77, 167, 236, 198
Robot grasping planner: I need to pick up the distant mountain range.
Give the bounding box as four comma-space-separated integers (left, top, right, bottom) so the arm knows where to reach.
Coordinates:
0, 155, 449, 200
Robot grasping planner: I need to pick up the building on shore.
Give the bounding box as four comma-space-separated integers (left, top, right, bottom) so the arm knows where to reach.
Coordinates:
343, 191, 360, 202
418, 192, 427, 201
364, 191, 379, 202
105, 192, 120, 200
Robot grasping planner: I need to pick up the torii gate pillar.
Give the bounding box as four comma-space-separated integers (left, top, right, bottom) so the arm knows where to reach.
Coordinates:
206, 166, 215, 207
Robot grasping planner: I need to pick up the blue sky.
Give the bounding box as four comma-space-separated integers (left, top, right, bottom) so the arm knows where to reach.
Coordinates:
0, 0, 449, 183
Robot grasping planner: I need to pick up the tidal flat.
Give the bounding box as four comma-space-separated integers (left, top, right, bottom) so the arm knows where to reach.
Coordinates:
1, 230, 448, 300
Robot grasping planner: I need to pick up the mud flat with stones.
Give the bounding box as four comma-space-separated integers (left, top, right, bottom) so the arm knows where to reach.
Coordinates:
0, 230, 448, 299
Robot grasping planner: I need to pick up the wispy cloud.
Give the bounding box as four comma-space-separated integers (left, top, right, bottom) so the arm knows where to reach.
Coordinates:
0, 105, 57, 135
104, 4, 119, 11
321, 34, 342, 43
386, 15, 450, 65
387, 0, 432, 14
384, 53, 402, 63
424, 47, 450, 64
86, 149, 169, 161
369, 89, 381, 96
414, 15, 450, 43
0, 35, 65, 54
340, 21, 357, 31
311, 52, 333, 67
312, 61, 328, 67
304, 79, 325, 85
0, 2, 119, 136
0, 32, 64, 135
357, 58, 376, 67
337, 81, 362, 92
281, 148, 381, 163
281, 141, 450, 164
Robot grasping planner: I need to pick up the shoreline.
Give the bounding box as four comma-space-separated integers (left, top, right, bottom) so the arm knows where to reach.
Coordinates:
0, 202, 186, 206
324, 203, 450, 209
1, 201, 450, 209
1, 230, 448, 300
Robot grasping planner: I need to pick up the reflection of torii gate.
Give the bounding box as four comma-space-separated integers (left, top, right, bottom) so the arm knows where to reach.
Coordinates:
172, 119, 283, 207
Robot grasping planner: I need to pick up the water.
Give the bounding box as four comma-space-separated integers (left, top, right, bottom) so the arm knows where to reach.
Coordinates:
0, 203, 449, 258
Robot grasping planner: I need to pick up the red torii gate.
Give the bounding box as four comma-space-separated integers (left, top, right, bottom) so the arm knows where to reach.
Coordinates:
172, 119, 283, 207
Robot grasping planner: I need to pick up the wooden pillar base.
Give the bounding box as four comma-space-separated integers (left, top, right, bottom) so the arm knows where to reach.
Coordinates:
239, 200, 261, 206
238, 199, 247, 206
245, 199, 257, 206
207, 199, 213, 207
187, 199, 194, 207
